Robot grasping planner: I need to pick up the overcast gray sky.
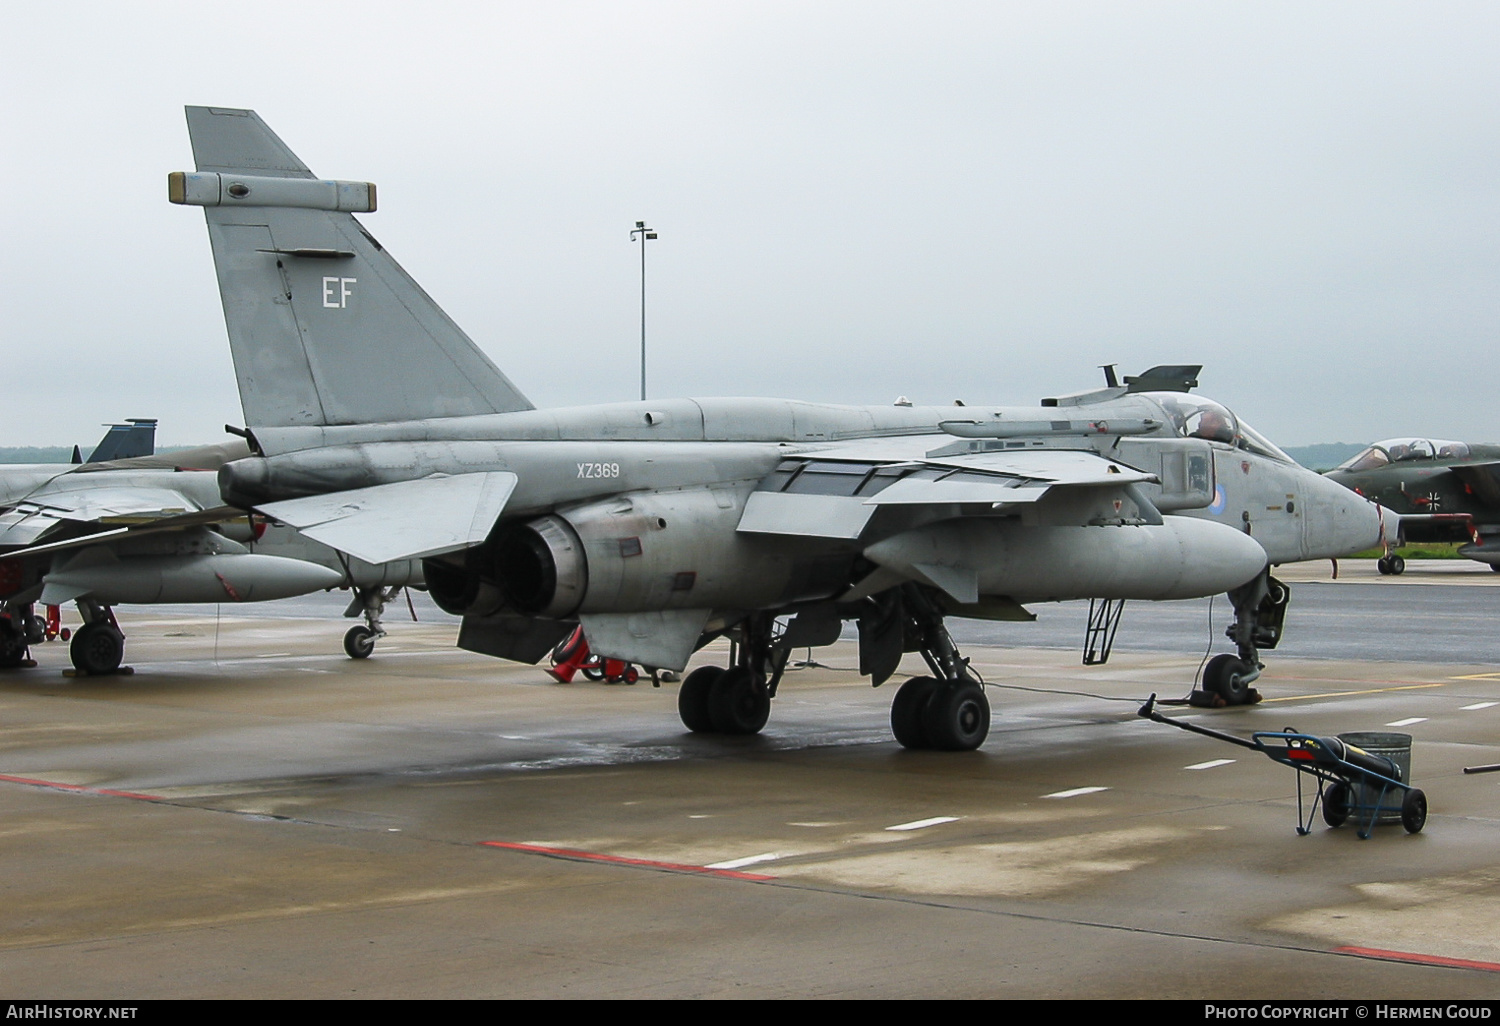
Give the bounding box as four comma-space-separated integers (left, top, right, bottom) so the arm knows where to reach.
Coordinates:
4, 2, 1497, 448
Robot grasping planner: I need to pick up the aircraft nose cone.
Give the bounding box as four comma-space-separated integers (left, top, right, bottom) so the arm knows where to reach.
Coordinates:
1301, 472, 1387, 559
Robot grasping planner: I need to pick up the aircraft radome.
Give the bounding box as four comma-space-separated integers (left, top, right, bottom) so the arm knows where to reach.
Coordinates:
166, 106, 1393, 750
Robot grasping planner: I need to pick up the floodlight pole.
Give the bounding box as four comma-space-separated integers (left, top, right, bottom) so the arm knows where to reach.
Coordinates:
630, 221, 657, 401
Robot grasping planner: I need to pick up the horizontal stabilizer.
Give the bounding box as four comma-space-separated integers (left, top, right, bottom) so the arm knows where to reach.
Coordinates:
257, 472, 517, 564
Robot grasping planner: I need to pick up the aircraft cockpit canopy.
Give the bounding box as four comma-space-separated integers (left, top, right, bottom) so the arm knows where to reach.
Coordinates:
1336, 438, 1471, 473
1141, 392, 1294, 464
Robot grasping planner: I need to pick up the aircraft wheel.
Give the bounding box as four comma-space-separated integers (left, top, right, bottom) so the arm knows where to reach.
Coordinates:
1204, 654, 1252, 704
343, 625, 376, 659
1377, 556, 1393, 575
677, 666, 723, 733
1322, 781, 1351, 828
1401, 788, 1427, 834
0, 621, 29, 669
71, 622, 123, 675
708, 665, 770, 735
24, 615, 46, 645
891, 675, 939, 749
921, 679, 990, 751
1389, 555, 1406, 575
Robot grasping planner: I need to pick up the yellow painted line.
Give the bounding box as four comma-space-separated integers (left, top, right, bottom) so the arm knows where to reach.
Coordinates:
1259, 682, 1449, 703
1451, 672, 1500, 680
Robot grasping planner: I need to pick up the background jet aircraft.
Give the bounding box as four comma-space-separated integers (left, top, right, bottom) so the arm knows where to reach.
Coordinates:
171, 106, 1390, 749
1326, 438, 1500, 574
0, 437, 424, 673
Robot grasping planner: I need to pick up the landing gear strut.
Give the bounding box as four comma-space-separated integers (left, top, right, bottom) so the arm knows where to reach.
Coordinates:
1203, 568, 1287, 706
883, 586, 989, 751
343, 586, 402, 659
676, 613, 785, 736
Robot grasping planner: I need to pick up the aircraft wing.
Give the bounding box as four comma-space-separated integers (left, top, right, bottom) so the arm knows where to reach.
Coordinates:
1450, 462, 1500, 508
254, 472, 517, 565
738, 446, 1156, 539
0, 485, 211, 548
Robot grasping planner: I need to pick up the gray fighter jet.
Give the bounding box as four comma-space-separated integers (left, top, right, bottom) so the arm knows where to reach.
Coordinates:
169, 106, 1392, 749
0, 438, 423, 673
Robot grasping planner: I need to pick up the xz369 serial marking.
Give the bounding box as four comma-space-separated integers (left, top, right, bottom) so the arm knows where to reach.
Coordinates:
578, 463, 621, 479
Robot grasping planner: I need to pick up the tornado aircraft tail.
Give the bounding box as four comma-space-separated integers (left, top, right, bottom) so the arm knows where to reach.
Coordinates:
174, 106, 533, 429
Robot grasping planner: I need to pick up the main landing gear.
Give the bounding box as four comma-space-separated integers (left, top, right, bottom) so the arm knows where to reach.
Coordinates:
677, 614, 785, 736
674, 585, 991, 750
343, 585, 404, 659
883, 587, 989, 751
1376, 554, 1406, 576
1201, 567, 1288, 706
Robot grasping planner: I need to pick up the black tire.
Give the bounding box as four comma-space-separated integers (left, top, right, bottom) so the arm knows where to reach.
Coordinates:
343, 625, 375, 659
1389, 555, 1406, 575
1401, 788, 1427, 834
677, 666, 723, 733
581, 659, 606, 681
24, 614, 46, 646
70, 622, 124, 675
891, 676, 939, 749
921, 679, 990, 751
0, 619, 28, 669
1322, 781, 1351, 828
708, 665, 770, 735
1377, 556, 1394, 576
1204, 654, 1252, 704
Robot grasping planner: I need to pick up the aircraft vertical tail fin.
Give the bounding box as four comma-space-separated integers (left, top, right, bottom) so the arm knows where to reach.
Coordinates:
86, 419, 157, 462
175, 106, 533, 429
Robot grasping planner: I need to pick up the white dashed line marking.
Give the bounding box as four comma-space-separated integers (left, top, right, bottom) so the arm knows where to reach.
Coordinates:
1462, 702, 1498, 711
885, 816, 959, 832
1044, 787, 1109, 799
1386, 717, 1427, 727
706, 853, 783, 870
1184, 759, 1236, 770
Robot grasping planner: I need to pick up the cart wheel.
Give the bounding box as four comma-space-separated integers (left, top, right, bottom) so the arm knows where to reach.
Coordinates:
1401, 788, 1427, 834
1322, 782, 1351, 828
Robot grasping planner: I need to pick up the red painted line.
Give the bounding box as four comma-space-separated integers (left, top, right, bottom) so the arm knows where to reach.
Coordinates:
0, 773, 162, 802
481, 840, 776, 881
1337, 946, 1500, 973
